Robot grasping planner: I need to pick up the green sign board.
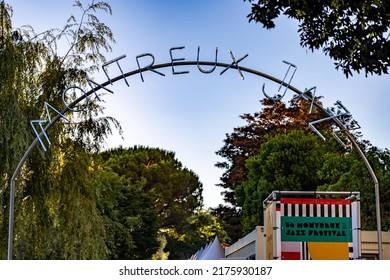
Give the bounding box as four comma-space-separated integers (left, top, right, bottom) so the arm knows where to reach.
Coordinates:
281, 216, 352, 242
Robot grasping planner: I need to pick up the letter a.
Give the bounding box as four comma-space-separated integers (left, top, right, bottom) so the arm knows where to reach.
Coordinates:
87, 76, 114, 102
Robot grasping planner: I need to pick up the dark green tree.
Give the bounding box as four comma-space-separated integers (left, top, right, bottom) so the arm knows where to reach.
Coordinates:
210, 204, 243, 244
214, 96, 327, 241
318, 143, 390, 231
100, 146, 203, 229
99, 146, 204, 259
93, 166, 159, 260
237, 130, 390, 234
164, 210, 227, 260
244, 0, 390, 77
236, 130, 343, 234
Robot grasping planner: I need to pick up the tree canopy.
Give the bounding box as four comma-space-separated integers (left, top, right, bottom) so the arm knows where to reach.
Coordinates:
99, 146, 204, 230
0, 0, 119, 259
215, 96, 390, 238
93, 166, 160, 260
215, 96, 327, 206
236, 130, 343, 234
237, 130, 390, 234
164, 210, 228, 260
244, 0, 390, 77
97, 146, 215, 259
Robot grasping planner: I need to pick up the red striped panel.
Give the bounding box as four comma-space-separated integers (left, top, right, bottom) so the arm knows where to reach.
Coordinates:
280, 198, 351, 205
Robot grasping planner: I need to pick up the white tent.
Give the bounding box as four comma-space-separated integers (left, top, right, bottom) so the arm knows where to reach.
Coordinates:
189, 236, 225, 260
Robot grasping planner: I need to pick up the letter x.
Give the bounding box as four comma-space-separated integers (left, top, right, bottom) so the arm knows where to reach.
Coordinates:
220, 50, 248, 80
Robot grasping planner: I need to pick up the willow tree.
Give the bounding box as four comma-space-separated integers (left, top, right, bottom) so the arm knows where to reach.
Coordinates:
0, 1, 121, 259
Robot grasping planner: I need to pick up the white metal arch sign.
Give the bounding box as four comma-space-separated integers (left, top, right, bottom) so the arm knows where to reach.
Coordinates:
7, 45, 381, 260
29, 46, 306, 153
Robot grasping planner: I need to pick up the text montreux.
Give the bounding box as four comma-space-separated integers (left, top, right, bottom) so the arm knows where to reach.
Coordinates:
32, 46, 249, 151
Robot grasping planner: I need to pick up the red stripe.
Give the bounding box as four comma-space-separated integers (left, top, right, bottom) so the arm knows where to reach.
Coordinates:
280, 198, 351, 205
281, 251, 301, 260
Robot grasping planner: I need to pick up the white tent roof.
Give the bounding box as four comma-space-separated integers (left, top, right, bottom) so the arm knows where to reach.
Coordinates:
190, 236, 225, 260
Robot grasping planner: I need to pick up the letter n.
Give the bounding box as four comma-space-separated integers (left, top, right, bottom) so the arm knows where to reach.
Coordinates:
44, 102, 69, 123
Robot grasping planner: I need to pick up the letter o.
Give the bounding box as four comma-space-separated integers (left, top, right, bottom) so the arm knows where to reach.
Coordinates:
62, 85, 89, 112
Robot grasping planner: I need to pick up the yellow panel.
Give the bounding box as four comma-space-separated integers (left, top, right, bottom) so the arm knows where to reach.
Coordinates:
308, 242, 349, 260
265, 204, 274, 260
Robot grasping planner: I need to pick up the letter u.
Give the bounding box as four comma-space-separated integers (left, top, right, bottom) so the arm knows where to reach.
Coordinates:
197, 46, 218, 74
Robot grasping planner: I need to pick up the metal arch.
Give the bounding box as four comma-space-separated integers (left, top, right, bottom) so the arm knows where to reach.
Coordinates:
8, 60, 303, 195
7, 60, 382, 259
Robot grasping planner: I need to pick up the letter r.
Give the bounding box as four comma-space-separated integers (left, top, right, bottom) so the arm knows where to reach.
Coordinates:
136, 53, 165, 82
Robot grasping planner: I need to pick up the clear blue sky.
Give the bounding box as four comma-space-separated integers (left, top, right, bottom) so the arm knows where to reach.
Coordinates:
8, 0, 390, 209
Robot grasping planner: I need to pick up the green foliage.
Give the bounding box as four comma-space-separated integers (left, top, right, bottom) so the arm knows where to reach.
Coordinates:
164, 211, 227, 260
318, 144, 390, 231
211, 205, 243, 244
100, 146, 203, 229
97, 146, 205, 259
236, 130, 342, 234
215, 96, 327, 241
0, 1, 118, 259
244, 0, 390, 77
236, 129, 390, 234
94, 167, 159, 259
216, 97, 327, 206
14, 141, 107, 259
